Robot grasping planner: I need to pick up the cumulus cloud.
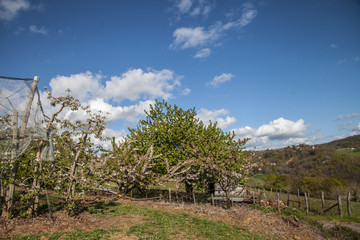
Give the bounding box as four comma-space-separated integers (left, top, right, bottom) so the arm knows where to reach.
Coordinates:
334, 113, 360, 121
256, 118, 308, 140
208, 73, 233, 87
104, 68, 181, 103
87, 98, 154, 123
29, 25, 48, 35
0, 0, 30, 21
197, 108, 237, 129
48, 68, 183, 124
170, 4, 257, 50
194, 48, 211, 58
232, 118, 310, 149
49, 69, 181, 104
50, 71, 104, 102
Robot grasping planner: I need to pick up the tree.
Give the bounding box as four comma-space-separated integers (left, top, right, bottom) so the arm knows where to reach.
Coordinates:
101, 138, 157, 194
25, 88, 81, 216
188, 136, 251, 208
127, 100, 205, 196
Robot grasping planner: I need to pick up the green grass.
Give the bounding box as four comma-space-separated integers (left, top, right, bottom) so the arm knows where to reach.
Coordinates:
0, 228, 120, 240
3, 201, 268, 240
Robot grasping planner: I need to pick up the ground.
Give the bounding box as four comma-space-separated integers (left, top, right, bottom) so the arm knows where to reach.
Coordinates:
0, 196, 329, 240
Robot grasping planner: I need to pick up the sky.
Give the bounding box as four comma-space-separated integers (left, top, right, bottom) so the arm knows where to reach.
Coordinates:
1, 0, 360, 150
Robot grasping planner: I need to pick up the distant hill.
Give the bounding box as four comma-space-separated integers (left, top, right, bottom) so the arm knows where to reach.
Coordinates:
252, 135, 360, 185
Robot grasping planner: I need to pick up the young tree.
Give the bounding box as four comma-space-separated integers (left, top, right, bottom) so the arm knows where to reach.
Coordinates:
25, 88, 81, 216
189, 137, 252, 208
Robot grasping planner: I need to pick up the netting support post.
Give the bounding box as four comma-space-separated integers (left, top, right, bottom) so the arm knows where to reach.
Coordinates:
2, 112, 19, 219
19, 76, 39, 138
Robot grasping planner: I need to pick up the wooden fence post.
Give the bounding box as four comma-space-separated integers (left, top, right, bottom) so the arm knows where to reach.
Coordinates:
304, 192, 309, 215
277, 192, 280, 212
347, 192, 351, 217
193, 192, 196, 204
321, 191, 325, 210
308, 192, 311, 211
279, 189, 281, 201
169, 188, 171, 202
287, 190, 290, 206
263, 188, 266, 199
259, 189, 262, 203
297, 189, 300, 207
211, 193, 214, 206
270, 188, 272, 199
337, 195, 343, 217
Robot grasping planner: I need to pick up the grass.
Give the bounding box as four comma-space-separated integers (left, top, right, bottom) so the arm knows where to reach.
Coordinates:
247, 187, 360, 221
3, 200, 268, 240
0, 228, 120, 240
248, 203, 360, 240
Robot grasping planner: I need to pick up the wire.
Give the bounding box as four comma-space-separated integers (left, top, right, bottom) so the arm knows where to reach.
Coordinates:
0, 76, 33, 81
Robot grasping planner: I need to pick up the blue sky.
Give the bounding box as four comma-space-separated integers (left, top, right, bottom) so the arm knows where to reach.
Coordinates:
1, 0, 360, 149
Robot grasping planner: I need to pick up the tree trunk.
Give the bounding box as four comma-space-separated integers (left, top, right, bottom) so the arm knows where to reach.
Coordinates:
185, 182, 193, 202
67, 124, 90, 199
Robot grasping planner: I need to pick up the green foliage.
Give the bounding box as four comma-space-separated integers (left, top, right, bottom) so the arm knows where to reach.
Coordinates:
128, 99, 203, 174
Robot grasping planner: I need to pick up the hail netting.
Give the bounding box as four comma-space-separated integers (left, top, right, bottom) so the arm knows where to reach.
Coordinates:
0, 76, 54, 179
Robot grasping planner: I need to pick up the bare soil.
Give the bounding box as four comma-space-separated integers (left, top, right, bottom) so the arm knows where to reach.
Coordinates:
0, 196, 328, 239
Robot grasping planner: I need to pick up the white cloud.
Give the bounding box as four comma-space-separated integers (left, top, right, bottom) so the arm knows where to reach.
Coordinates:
87, 98, 154, 123
104, 68, 181, 103
208, 73, 233, 87
171, 26, 218, 49
194, 48, 211, 58
330, 43, 338, 49
47, 68, 184, 126
170, 4, 257, 50
337, 121, 355, 130
197, 108, 237, 129
256, 118, 308, 140
50, 71, 104, 102
351, 123, 360, 136
232, 118, 310, 149
49, 69, 181, 104
177, 0, 193, 13
181, 88, 191, 96
334, 113, 360, 121
334, 135, 346, 140
174, 0, 213, 17
29, 25, 48, 35
0, 0, 30, 21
